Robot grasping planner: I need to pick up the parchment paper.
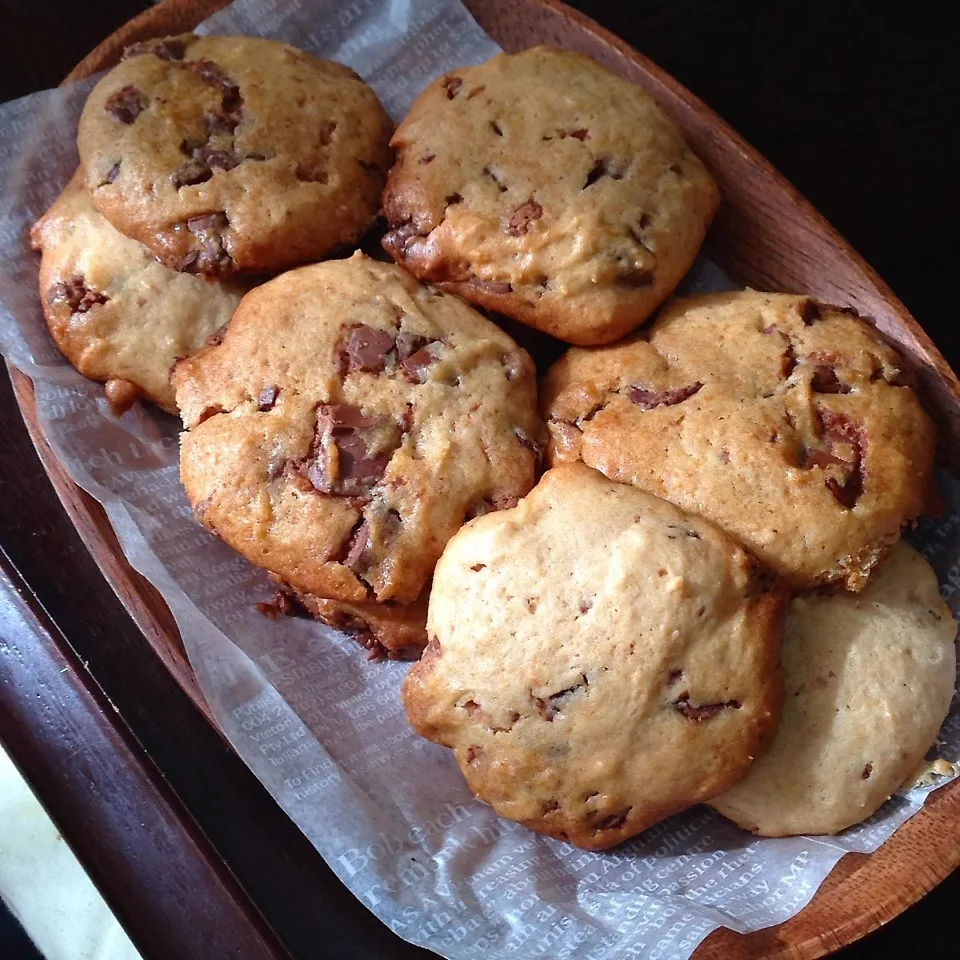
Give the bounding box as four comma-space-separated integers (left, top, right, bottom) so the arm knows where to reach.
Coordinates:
2, 2, 958, 957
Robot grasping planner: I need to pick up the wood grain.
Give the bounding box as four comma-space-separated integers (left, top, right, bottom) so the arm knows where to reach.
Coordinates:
7, 1, 960, 958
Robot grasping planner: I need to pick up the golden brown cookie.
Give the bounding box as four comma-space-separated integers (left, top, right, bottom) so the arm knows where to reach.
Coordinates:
710, 542, 956, 836
78, 34, 393, 276
404, 464, 786, 850
174, 254, 540, 654
381, 47, 719, 345
30, 172, 244, 414
543, 291, 937, 591
289, 589, 428, 661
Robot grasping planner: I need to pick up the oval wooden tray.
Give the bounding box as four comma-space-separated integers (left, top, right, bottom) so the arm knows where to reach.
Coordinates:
9, 1, 960, 957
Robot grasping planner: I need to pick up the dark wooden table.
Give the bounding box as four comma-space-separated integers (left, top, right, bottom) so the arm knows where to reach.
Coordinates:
0, 1, 957, 958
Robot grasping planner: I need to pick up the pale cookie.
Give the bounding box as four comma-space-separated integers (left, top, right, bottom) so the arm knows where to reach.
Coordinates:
78, 34, 393, 276
403, 464, 786, 850
174, 254, 540, 656
382, 47, 719, 345
710, 542, 956, 836
543, 291, 937, 591
30, 172, 243, 414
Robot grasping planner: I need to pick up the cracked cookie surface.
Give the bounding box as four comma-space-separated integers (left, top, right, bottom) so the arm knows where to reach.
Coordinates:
543, 291, 937, 591
78, 34, 393, 276
381, 47, 719, 345
710, 543, 956, 836
173, 254, 540, 652
403, 464, 786, 850
30, 172, 244, 414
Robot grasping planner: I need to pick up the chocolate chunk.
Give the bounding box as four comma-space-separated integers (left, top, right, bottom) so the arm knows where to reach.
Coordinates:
667, 668, 684, 684
802, 412, 865, 509
183, 59, 243, 124
395, 331, 428, 362
825, 471, 863, 509
506, 199, 543, 237
583, 157, 623, 189
47, 277, 108, 314
342, 520, 372, 572
781, 344, 798, 378
673, 694, 741, 721
798, 299, 821, 325
401, 345, 438, 383
321, 604, 388, 661
335, 434, 391, 485
183, 212, 233, 275
629, 382, 703, 410
482, 166, 508, 193
204, 148, 241, 171
125, 38, 188, 61
802, 448, 845, 470
258, 385, 279, 411
811, 365, 850, 394
560, 128, 589, 140
105, 85, 144, 124
184, 58, 232, 91
255, 589, 309, 620
382, 221, 427, 256
302, 404, 401, 498
443, 75, 462, 99
444, 192, 463, 206
102, 162, 121, 185
172, 157, 212, 189
339, 324, 397, 374
535, 674, 588, 720
205, 111, 240, 135
862, 763, 873, 779
174, 251, 200, 272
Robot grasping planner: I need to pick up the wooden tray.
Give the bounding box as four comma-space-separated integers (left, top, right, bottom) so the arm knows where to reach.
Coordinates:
9, 1, 960, 957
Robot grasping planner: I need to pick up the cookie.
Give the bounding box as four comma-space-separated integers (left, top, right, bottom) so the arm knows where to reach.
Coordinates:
30, 172, 243, 414
173, 254, 540, 654
78, 34, 393, 276
403, 464, 786, 850
543, 291, 937, 591
710, 543, 956, 836
382, 47, 719, 345
285, 589, 428, 661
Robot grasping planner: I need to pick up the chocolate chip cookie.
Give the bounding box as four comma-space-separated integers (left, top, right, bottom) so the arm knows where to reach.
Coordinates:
173, 254, 540, 656
30, 173, 244, 414
78, 34, 393, 276
710, 542, 956, 836
543, 291, 937, 591
382, 47, 719, 345
403, 464, 786, 850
